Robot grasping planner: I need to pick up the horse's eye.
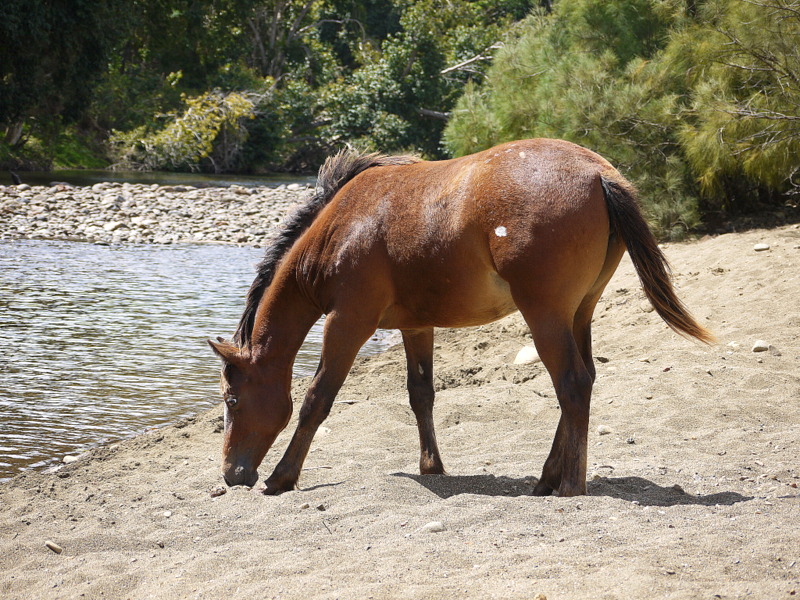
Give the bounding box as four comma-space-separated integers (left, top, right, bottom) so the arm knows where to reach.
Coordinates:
225, 396, 239, 408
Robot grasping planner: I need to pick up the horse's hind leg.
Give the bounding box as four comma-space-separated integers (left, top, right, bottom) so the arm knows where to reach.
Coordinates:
401, 328, 445, 475
520, 310, 594, 497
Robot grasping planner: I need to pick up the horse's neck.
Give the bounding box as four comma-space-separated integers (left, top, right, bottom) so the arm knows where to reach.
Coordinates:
249, 269, 322, 372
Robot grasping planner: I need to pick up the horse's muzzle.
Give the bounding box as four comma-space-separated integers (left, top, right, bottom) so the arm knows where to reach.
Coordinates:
223, 463, 259, 487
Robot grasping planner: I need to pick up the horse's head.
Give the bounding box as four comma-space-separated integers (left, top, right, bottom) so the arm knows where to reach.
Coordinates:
208, 338, 292, 487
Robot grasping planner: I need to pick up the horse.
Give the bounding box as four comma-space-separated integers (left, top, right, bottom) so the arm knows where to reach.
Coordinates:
209, 138, 713, 497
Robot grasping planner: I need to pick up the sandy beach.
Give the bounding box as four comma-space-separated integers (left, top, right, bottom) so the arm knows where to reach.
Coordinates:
1, 222, 799, 599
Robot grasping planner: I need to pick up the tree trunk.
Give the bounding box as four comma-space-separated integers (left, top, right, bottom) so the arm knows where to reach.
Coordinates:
4, 121, 24, 147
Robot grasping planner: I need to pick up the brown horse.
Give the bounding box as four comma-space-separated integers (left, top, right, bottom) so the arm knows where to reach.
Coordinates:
209, 138, 712, 497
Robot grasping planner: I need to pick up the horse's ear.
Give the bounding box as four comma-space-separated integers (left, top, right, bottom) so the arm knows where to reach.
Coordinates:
208, 338, 243, 366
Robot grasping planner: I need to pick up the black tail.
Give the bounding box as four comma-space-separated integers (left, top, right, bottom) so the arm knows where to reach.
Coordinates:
601, 172, 714, 344
233, 149, 419, 347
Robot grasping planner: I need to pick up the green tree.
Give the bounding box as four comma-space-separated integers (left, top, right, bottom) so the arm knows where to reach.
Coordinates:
671, 0, 800, 203
0, 0, 126, 162
445, 0, 699, 238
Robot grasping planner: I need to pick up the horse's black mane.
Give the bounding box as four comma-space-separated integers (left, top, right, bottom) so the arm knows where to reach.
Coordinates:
233, 148, 420, 348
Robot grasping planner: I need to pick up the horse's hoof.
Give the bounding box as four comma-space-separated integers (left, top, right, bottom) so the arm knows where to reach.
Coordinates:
419, 462, 445, 475
556, 483, 587, 497
258, 478, 295, 495
532, 481, 555, 496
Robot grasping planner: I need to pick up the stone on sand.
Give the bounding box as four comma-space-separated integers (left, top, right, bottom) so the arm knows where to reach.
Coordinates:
513, 345, 540, 365
420, 521, 446, 533
751, 340, 770, 352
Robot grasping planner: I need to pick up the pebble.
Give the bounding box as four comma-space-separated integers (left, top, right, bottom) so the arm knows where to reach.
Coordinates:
163, 511, 172, 518
753, 243, 770, 251
299, 502, 310, 510
597, 425, 612, 436
209, 487, 227, 498
751, 340, 770, 352
513, 345, 540, 365
62, 455, 79, 464
0, 182, 312, 246
45, 540, 63, 554
420, 521, 446, 533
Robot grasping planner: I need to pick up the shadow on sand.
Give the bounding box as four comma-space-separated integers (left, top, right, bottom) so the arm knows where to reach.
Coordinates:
393, 473, 753, 507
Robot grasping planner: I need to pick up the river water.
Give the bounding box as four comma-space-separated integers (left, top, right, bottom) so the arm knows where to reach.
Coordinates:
11, 169, 316, 189
0, 239, 389, 480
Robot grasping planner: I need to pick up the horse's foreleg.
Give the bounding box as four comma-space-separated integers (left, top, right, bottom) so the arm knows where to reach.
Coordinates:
524, 315, 594, 497
260, 313, 376, 495
401, 328, 445, 475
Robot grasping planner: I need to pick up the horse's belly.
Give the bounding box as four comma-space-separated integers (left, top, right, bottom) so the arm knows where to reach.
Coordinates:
379, 270, 518, 329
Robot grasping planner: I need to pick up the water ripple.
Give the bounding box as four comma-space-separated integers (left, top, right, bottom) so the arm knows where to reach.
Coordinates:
0, 239, 389, 480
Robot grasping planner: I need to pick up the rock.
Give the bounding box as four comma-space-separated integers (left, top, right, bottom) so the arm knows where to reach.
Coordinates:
16, 184, 30, 191
513, 345, 540, 365
316, 503, 326, 511
103, 221, 124, 232
626, 436, 636, 444
45, 540, 63, 554
209, 487, 227, 498
299, 502, 310, 510
163, 511, 172, 518
597, 425, 612, 436
752, 340, 770, 352
753, 243, 770, 251
420, 521, 446, 533
640, 300, 654, 313
62, 455, 79, 464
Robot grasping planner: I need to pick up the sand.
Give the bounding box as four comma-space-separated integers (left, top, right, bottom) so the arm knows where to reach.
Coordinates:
1, 224, 799, 599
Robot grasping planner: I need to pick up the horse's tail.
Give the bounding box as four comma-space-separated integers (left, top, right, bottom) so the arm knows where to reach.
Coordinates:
600, 171, 714, 344
233, 149, 420, 347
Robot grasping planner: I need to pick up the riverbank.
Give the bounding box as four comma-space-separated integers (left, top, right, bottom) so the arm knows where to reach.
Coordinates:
0, 182, 311, 245
1, 224, 799, 599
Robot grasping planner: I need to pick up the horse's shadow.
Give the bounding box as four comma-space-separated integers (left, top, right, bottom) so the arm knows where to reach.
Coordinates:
393, 473, 752, 507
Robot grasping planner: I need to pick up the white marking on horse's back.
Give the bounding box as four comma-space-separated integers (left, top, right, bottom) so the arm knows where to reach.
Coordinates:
495, 226, 508, 237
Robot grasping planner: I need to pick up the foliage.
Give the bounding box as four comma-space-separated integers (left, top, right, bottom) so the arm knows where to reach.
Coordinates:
110, 91, 257, 172
0, 0, 126, 135
446, 0, 698, 238
671, 0, 800, 201
104, 0, 533, 170
445, 0, 800, 237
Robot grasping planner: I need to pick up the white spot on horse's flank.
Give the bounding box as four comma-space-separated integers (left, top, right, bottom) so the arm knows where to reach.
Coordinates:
519, 151, 527, 159
495, 226, 508, 237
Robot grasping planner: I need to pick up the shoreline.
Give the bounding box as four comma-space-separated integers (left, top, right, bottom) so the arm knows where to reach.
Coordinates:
0, 182, 312, 246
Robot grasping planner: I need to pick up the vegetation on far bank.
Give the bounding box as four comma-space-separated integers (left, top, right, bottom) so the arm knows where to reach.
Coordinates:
1, 0, 798, 237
